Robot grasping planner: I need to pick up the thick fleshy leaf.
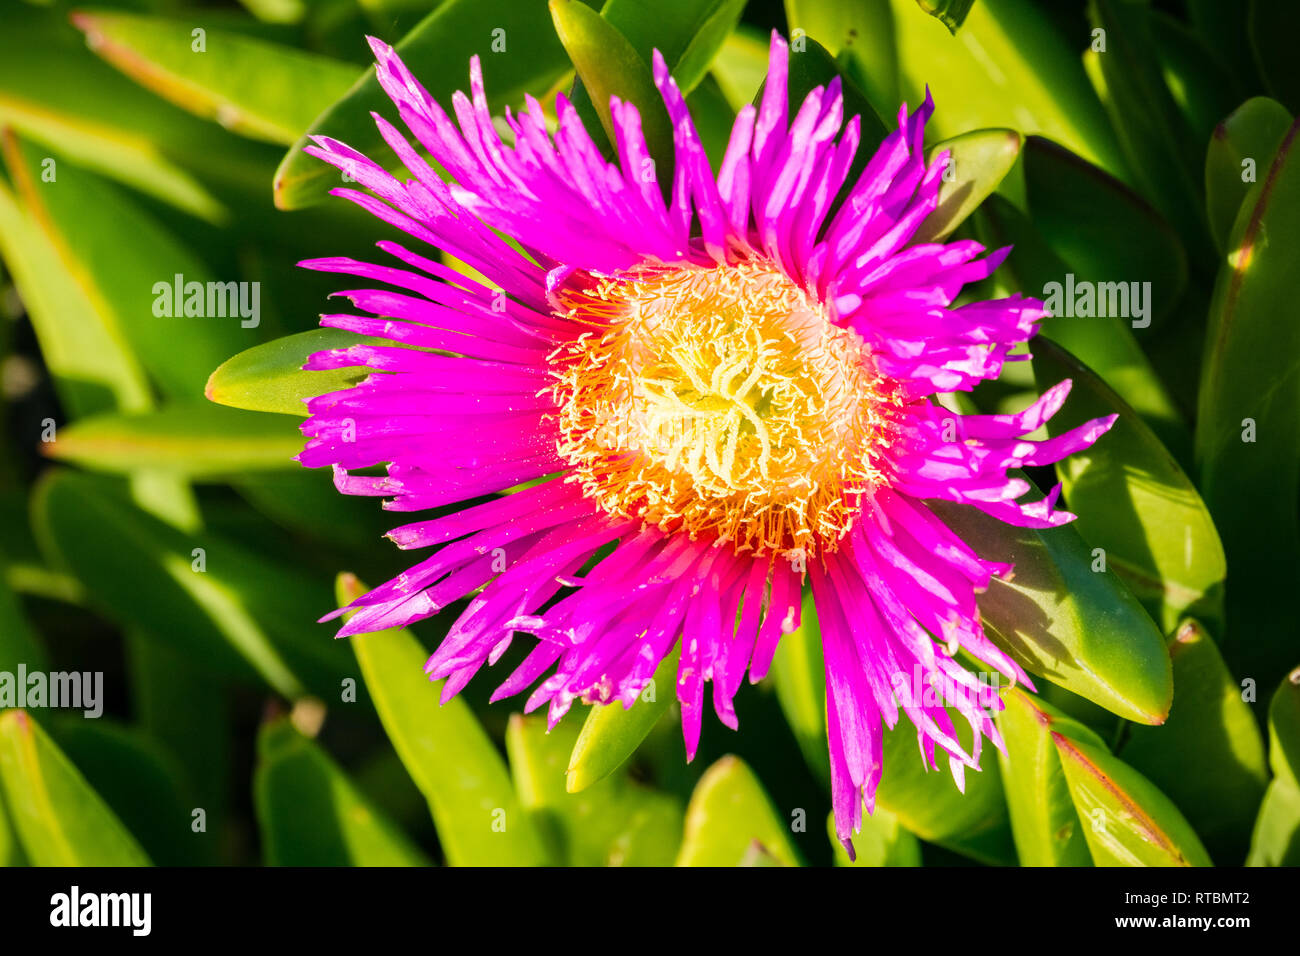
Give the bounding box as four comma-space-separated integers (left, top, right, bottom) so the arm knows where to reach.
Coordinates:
0, 159, 150, 418
1205, 97, 1292, 255
768, 591, 830, 788
0, 787, 17, 867
1248, 0, 1300, 114
1248, 781, 1300, 867
507, 714, 682, 866
997, 688, 1096, 866
0, 3, 268, 222
36, 470, 350, 700
42, 405, 304, 477
1152, 11, 1242, 147
550, 0, 674, 178
255, 716, 430, 866
683, 75, 738, 169
910, 128, 1022, 244
710, 25, 769, 111
49, 718, 201, 867
1085, 0, 1208, 253
125, 633, 230, 858
931, 500, 1173, 725
206, 329, 380, 417
783, 0, 899, 116
1267, 669, 1300, 787
1248, 668, 1300, 866
275, 0, 572, 209
336, 573, 550, 866
1195, 117, 1300, 684
72, 9, 359, 145
826, 808, 921, 867
889, 0, 1124, 174
1031, 338, 1225, 633
592, 0, 747, 98
772, 594, 1011, 862
775, 33, 890, 155
675, 755, 802, 866
1121, 621, 1267, 864
0, 710, 150, 866
1022, 136, 1189, 338
874, 706, 1015, 865
3, 133, 254, 404
1053, 728, 1213, 866
974, 186, 1188, 463
566, 649, 678, 793
915, 0, 977, 33
0, 553, 48, 675
1185, 0, 1259, 94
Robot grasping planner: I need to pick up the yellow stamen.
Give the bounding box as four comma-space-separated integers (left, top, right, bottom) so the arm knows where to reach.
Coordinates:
548, 260, 900, 556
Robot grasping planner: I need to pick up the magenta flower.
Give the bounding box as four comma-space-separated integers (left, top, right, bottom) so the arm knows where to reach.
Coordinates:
297, 32, 1114, 853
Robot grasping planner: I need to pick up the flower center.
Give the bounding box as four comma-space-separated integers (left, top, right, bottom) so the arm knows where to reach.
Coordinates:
548, 261, 898, 556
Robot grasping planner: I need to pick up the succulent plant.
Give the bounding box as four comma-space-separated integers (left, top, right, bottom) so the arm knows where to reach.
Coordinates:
0, 0, 1295, 872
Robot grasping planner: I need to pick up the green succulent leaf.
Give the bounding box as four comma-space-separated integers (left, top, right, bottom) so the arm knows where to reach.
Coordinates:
507, 713, 682, 866
776, 33, 890, 155
336, 573, 551, 866
42, 405, 305, 477
1195, 117, 1300, 683
550, 0, 675, 177
0, 3, 265, 222
769, 591, 830, 788
72, 9, 360, 146
768, 594, 1012, 863
1248, 668, 1300, 866
620, 0, 749, 97
889, 0, 1124, 174
275, 0, 572, 209
874, 706, 1015, 865
1151, 11, 1242, 147
675, 755, 803, 866
1031, 338, 1225, 632
974, 168, 1188, 462
915, 0, 978, 34
911, 128, 1022, 244
1121, 621, 1268, 864
1085, 0, 1208, 255
3, 134, 255, 404
206, 329, 381, 417
0, 786, 17, 867
997, 688, 1096, 866
1053, 727, 1213, 866
0, 553, 49, 675
930, 500, 1173, 725
0, 710, 151, 866
1021, 136, 1189, 339
566, 649, 678, 793
1205, 97, 1292, 255
784, 0, 899, 115
255, 716, 430, 866
0, 149, 151, 417
826, 808, 921, 867
49, 718, 201, 866
710, 25, 769, 111
1247, 0, 1300, 115
35, 470, 351, 700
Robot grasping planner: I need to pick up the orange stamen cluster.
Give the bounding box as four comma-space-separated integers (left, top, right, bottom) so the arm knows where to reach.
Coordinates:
547, 260, 900, 557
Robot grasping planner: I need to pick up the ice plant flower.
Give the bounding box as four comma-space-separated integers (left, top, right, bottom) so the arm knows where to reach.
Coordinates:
297, 32, 1115, 852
